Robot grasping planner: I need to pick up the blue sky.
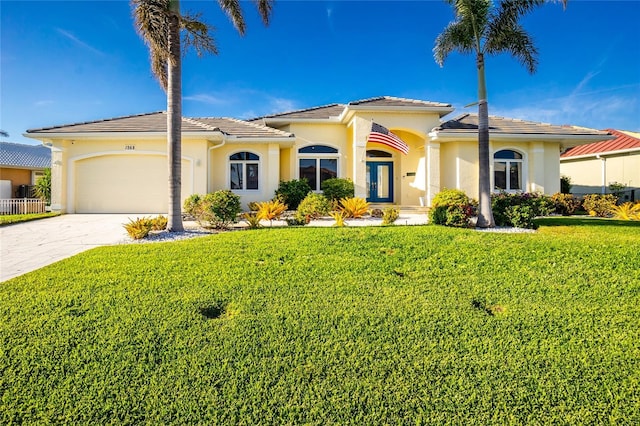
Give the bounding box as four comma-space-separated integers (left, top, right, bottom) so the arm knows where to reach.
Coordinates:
2, 0, 639, 145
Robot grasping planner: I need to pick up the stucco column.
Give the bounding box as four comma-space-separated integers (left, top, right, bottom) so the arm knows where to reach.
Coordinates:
425, 141, 440, 206
530, 142, 545, 193
267, 143, 280, 199
352, 117, 369, 198
48, 144, 65, 213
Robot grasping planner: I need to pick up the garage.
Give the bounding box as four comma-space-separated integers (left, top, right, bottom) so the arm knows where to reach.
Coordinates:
74, 153, 192, 213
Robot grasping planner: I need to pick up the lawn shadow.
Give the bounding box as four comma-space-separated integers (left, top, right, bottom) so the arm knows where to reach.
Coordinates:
536, 217, 640, 228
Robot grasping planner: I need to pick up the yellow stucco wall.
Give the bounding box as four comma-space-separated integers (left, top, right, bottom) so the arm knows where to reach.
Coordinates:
561, 152, 640, 194
48, 137, 209, 213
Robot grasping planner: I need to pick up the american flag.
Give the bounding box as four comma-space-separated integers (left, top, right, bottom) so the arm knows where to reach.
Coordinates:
367, 122, 409, 155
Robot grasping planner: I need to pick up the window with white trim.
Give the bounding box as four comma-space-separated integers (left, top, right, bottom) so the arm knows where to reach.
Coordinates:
494, 150, 523, 191
229, 151, 259, 190
298, 145, 338, 191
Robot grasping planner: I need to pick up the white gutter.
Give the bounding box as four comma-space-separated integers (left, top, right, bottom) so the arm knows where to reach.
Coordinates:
428, 132, 610, 143
560, 147, 640, 161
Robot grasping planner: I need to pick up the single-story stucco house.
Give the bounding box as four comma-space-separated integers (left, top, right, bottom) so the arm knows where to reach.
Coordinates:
0, 141, 51, 199
24, 96, 611, 214
560, 129, 640, 201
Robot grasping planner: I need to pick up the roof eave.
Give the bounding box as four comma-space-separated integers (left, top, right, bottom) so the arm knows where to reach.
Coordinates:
347, 105, 454, 116
429, 131, 612, 143
560, 146, 640, 161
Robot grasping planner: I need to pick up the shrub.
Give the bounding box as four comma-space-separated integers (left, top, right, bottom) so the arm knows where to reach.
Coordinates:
429, 205, 471, 227
183, 194, 201, 216
551, 193, 581, 216
296, 193, 331, 222
506, 204, 537, 229
190, 190, 241, 228
34, 168, 51, 204
275, 179, 311, 210
256, 200, 288, 226
582, 194, 617, 217
382, 207, 400, 225
321, 178, 354, 203
608, 182, 627, 198
560, 175, 572, 194
242, 212, 262, 229
609, 202, 640, 221
429, 189, 473, 227
124, 217, 153, 239
491, 192, 553, 228
247, 201, 260, 212
151, 215, 167, 231
339, 197, 369, 218
432, 188, 470, 208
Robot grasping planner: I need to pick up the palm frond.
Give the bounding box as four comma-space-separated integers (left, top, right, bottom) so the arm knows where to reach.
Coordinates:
253, 0, 274, 26
217, 0, 246, 35
433, 20, 475, 66
181, 13, 218, 57
486, 5, 540, 73
132, 0, 171, 86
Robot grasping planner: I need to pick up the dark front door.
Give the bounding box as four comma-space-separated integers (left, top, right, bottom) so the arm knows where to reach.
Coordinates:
366, 162, 393, 203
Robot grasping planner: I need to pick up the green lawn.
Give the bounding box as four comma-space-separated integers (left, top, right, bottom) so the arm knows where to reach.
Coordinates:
0, 212, 60, 226
1, 218, 639, 424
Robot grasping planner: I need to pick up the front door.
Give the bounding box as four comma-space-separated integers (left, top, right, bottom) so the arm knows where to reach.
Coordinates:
366, 162, 393, 203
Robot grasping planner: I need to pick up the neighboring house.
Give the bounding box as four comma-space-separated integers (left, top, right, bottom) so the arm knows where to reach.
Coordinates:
0, 141, 51, 198
560, 129, 640, 201
24, 96, 610, 214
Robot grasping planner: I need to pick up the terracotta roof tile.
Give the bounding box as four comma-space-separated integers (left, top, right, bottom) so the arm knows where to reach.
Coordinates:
561, 129, 640, 157
0, 142, 50, 168
435, 114, 609, 136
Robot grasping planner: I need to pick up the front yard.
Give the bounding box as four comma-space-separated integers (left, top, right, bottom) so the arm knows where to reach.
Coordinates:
1, 218, 638, 424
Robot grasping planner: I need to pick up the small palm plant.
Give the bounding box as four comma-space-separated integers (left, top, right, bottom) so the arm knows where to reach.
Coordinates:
610, 202, 640, 221
329, 211, 347, 227
339, 197, 370, 219
256, 200, 288, 227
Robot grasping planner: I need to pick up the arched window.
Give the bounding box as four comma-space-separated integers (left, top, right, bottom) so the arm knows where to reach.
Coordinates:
494, 150, 523, 191
229, 151, 259, 190
298, 144, 339, 191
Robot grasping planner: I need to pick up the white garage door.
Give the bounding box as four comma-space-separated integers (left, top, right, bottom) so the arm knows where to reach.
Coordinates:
74, 154, 191, 213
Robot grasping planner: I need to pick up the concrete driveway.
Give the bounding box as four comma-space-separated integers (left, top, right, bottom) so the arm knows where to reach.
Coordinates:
0, 214, 134, 282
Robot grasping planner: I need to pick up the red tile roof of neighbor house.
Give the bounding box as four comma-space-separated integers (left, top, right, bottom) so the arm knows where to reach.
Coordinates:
560, 129, 640, 158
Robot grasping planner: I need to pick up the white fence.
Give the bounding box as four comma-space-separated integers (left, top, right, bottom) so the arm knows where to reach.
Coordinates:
0, 198, 47, 215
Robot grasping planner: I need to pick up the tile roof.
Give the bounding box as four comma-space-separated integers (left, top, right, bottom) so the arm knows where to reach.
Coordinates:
26, 112, 292, 139
192, 117, 293, 138
435, 114, 610, 137
249, 103, 346, 121
0, 142, 51, 168
250, 96, 453, 121
348, 96, 452, 109
561, 129, 640, 158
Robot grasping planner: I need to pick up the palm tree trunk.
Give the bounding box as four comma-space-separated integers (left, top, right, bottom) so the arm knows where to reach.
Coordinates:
476, 52, 495, 228
166, 0, 184, 232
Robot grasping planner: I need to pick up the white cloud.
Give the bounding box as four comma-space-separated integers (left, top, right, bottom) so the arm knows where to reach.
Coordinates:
56, 28, 105, 56
183, 94, 230, 105
34, 100, 54, 107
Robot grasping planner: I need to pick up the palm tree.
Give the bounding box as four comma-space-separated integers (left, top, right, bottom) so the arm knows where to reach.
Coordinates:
434, 0, 552, 228
132, 0, 273, 231
0, 130, 8, 138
